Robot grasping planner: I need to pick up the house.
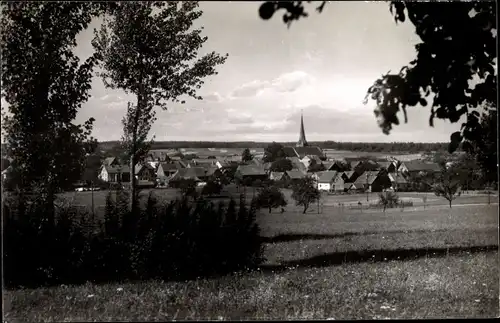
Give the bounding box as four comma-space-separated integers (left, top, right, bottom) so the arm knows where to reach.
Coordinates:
287, 157, 307, 172
157, 162, 182, 178
398, 161, 442, 178
313, 171, 338, 191
269, 171, 288, 181
234, 165, 268, 182
331, 173, 351, 192
301, 155, 322, 168
294, 146, 324, 159
286, 170, 307, 184
377, 161, 398, 173
283, 146, 300, 158
186, 158, 217, 168
135, 163, 156, 181
99, 165, 131, 183
352, 171, 392, 192
388, 172, 410, 191
102, 157, 120, 169
169, 167, 218, 187
263, 162, 273, 173
324, 160, 347, 172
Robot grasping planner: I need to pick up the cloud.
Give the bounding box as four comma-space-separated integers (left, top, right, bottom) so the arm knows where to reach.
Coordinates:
229, 70, 313, 98
270, 71, 314, 93
228, 114, 254, 124
202, 92, 224, 102
230, 80, 271, 98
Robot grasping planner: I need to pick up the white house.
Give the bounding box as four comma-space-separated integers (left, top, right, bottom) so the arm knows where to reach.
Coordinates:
313, 171, 338, 191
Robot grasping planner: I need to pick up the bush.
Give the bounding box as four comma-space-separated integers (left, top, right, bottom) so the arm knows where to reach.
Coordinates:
3, 191, 264, 288
377, 191, 400, 211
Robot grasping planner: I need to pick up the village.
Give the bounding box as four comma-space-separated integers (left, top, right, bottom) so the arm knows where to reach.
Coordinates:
93, 113, 465, 196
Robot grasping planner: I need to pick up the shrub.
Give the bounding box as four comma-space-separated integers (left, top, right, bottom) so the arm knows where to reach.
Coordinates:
3, 191, 264, 288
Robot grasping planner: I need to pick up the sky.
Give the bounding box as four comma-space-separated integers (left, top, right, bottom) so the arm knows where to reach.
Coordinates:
9, 1, 469, 143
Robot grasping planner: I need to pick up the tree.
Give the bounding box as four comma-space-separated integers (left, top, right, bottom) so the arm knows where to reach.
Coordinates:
263, 142, 287, 163
377, 191, 400, 212
291, 176, 320, 214
1, 3, 110, 206
201, 179, 222, 197
253, 185, 287, 213
179, 178, 198, 200
92, 1, 227, 214
462, 108, 498, 187
433, 170, 462, 208
242, 148, 254, 163
270, 158, 293, 172
258, 1, 496, 153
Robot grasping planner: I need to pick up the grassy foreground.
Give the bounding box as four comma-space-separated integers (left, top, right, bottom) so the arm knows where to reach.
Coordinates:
4, 251, 498, 321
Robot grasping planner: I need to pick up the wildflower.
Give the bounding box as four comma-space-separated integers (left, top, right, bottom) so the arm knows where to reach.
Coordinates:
117, 287, 123, 292
87, 294, 95, 298
475, 299, 480, 303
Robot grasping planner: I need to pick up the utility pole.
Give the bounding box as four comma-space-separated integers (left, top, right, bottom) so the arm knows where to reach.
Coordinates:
366, 173, 369, 202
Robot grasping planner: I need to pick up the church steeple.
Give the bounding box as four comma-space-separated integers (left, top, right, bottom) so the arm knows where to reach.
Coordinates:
296, 110, 308, 147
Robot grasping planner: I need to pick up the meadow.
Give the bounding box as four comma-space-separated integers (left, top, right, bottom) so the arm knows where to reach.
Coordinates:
5, 183, 498, 320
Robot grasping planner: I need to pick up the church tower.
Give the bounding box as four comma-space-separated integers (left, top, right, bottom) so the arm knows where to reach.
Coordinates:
296, 110, 308, 147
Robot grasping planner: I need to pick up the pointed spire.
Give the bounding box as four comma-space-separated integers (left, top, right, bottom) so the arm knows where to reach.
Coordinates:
296, 109, 308, 147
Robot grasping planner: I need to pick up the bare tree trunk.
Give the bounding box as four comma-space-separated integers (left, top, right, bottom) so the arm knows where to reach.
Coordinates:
303, 204, 308, 214
449, 199, 452, 208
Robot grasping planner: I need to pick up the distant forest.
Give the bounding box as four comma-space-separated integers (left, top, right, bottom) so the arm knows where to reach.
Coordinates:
95, 140, 450, 154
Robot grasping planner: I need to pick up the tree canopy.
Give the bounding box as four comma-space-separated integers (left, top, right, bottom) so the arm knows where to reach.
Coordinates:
258, 1, 497, 153
1, 3, 111, 193
263, 142, 287, 163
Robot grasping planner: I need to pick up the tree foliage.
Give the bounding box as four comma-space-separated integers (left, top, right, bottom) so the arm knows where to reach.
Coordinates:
201, 179, 223, 196
270, 158, 293, 172
179, 178, 198, 200
462, 108, 498, 186
241, 148, 254, 163
92, 1, 227, 212
258, 1, 497, 153
1, 3, 108, 195
291, 176, 320, 214
253, 185, 287, 213
263, 142, 287, 163
377, 191, 400, 212
433, 169, 462, 208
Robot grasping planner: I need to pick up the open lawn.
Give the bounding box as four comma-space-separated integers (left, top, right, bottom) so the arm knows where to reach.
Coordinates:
4, 251, 498, 320
5, 187, 498, 320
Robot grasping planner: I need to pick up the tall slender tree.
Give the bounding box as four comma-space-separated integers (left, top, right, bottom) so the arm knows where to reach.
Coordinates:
92, 2, 228, 213
1, 3, 111, 213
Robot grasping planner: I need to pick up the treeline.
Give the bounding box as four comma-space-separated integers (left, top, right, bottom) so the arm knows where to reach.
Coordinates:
95, 141, 450, 153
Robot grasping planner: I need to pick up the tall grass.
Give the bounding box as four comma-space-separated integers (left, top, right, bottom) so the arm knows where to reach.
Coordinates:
3, 190, 264, 288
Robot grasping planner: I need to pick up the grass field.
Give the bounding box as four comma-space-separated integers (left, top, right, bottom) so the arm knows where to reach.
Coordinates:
5, 187, 498, 320
4, 251, 498, 320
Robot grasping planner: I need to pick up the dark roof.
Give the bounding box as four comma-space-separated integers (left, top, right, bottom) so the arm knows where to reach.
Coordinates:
342, 171, 356, 180
403, 161, 441, 172
286, 170, 307, 179
104, 165, 130, 174
103, 157, 116, 166
283, 146, 299, 158
135, 163, 155, 174
170, 167, 215, 181
159, 162, 181, 172
236, 165, 267, 176
377, 161, 392, 169
389, 173, 408, 184
353, 171, 380, 185
294, 146, 323, 158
